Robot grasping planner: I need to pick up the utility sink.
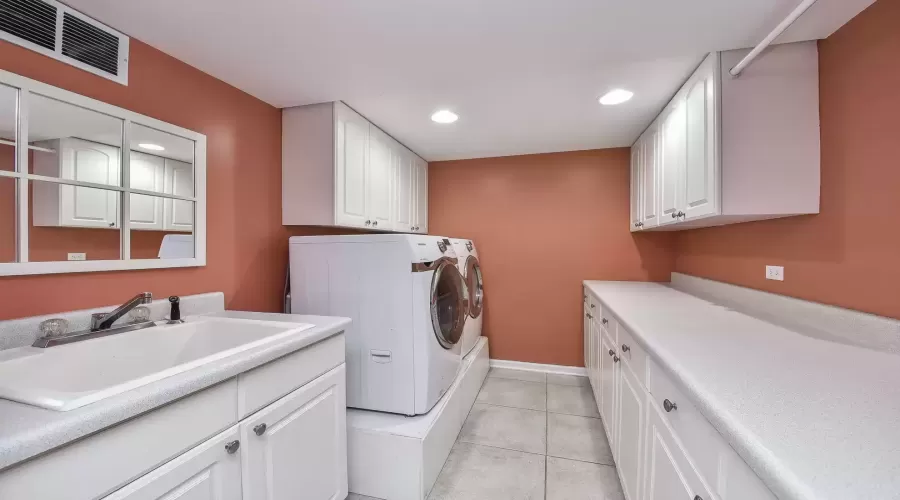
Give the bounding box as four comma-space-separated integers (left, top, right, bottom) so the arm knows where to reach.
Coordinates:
0, 316, 314, 411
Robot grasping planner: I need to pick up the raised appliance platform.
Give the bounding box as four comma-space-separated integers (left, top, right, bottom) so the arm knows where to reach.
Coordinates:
347, 337, 489, 500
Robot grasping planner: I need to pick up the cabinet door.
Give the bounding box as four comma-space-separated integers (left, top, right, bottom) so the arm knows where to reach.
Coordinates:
616, 363, 645, 500
241, 365, 348, 500
334, 104, 369, 228
629, 140, 643, 231
103, 426, 242, 500
413, 157, 428, 233
393, 145, 414, 232
683, 54, 719, 221
164, 159, 194, 232
641, 123, 660, 228
60, 138, 120, 228
644, 401, 712, 500
599, 333, 617, 446
129, 152, 165, 231
583, 306, 591, 372
658, 98, 686, 226
366, 126, 393, 230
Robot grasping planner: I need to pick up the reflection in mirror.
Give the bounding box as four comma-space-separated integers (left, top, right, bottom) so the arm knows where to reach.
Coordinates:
29, 180, 121, 262
1, 177, 15, 262
130, 196, 194, 260
28, 94, 123, 184
130, 123, 194, 197
0, 84, 16, 172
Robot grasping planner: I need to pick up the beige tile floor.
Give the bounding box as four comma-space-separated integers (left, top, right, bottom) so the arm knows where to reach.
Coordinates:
347, 367, 624, 500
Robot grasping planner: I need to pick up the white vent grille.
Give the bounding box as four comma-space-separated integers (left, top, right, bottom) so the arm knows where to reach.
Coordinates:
0, 0, 128, 85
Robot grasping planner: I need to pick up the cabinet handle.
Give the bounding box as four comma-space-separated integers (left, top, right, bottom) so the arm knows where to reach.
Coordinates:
633, 222, 639, 228
365, 220, 371, 226
613, 355, 620, 363
109, 222, 115, 227
694, 497, 703, 500
671, 212, 677, 219
225, 440, 240, 454
586, 313, 593, 319
590, 304, 595, 309
663, 399, 678, 412
372, 221, 378, 227
253, 423, 267, 436
601, 318, 609, 325
621, 344, 630, 352
608, 349, 615, 356
677, 211, 685, 218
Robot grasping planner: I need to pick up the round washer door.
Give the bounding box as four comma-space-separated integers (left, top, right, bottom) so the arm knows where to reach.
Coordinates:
465, 255, 484, 319
430, 260, 468, 349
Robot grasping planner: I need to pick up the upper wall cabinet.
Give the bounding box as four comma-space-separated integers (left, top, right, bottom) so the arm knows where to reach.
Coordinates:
630, 41, 821, 232
282, 101, 428, 233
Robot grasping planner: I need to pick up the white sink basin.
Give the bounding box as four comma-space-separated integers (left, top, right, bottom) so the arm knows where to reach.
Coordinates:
0, 316, 314, 411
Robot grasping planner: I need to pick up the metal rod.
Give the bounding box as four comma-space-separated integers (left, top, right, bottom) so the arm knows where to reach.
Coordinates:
730, 0, 819, 77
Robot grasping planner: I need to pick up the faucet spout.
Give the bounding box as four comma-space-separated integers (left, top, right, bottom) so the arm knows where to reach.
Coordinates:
91, 292, 153, 331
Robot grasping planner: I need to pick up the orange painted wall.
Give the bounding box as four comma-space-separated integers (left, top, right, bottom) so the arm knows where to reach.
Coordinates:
674, 0, 900, 320
0, 39, 312, 320
428, 150, 676, 366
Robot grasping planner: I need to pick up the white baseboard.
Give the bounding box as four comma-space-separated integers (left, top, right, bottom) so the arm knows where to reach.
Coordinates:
489, 359, 587, 377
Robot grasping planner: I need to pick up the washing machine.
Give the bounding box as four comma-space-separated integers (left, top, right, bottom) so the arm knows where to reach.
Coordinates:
451, 238, 484, 357
289, 234, 468, 415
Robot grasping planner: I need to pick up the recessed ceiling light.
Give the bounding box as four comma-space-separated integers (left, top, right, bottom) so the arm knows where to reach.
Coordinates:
431, 110, 458, 124
138, 143, 165, 151
599, 89, 634, 106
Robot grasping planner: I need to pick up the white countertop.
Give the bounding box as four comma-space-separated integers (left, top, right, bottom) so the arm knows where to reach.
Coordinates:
0, 311, 350, 471
584, 281, 900, 500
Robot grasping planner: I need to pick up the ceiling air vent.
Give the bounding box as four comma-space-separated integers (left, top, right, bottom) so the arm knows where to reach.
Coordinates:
0, 0, 129, 85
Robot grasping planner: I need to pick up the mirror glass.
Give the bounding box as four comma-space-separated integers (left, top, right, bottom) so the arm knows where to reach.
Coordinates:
0, 177, 15, 263
29, 179, 122, 262
130, 196, 195, 260
0, 84, 16, 172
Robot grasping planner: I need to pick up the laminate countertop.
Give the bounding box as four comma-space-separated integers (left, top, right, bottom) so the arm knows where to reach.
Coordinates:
0, 311, 350, 471
584, 281, 900, 500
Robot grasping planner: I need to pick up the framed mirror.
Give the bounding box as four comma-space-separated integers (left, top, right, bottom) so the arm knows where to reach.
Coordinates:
0, 69, 206, 276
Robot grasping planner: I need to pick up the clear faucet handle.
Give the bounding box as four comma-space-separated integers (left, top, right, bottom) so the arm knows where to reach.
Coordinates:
129, 306, 151, 323
39, 318, 69, 338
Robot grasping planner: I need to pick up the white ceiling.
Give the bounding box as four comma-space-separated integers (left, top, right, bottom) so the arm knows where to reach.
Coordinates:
65, 0, 874, 161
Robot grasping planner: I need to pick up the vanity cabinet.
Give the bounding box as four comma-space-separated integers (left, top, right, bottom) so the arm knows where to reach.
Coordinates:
283, 101, 428, 233
630, 41, 820, 232
583, 287, 776, 500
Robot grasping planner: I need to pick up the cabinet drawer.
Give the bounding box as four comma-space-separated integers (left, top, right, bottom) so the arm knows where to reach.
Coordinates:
0, 380, 238, 500
237, 332, 345, 419
598, 309, 617, 344
617, 324, 647, 388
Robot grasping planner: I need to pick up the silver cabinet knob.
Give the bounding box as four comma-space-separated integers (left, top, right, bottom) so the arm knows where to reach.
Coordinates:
601, 318, 609, 325
586, 313, 593, 319
633, 222, 639, 228
225, 440, 240, 454
372, 221, 378, 227
621, 344, 630, 352
676, 211, 685, 218
608, 349, 615, 356
364, 220, 371, 226
663, 399, 678, 412
109, 222, 115, 227
671, 212, 677, 219
590, 304, 595, 309
253, 423, 267, 436
694, 497, 703, 500
613, 355, 620, 363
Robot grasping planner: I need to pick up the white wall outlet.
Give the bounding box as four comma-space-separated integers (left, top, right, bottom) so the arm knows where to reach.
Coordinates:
67, 253, 86, 261
766, 265, 784, 281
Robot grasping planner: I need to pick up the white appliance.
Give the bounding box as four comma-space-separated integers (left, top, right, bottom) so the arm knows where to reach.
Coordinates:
450, 238, 484, 357
289, 234, 468, 415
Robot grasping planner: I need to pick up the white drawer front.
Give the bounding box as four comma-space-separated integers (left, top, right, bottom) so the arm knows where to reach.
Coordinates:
617, 323, 647, 388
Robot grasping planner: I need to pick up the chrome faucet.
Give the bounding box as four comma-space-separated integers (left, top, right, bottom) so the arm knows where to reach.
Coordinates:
90, 292, 153, 331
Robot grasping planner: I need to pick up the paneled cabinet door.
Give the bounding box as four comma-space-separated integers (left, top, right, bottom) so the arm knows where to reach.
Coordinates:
334, 104, 369, 228
413, 157, 428, 233
644, 401, 712, 500
616, 363, 645, 500
658, 97, 686, 226
630, 140, 643, 231
599, 333, 617, 446
241, 365, 348, 500
583, 306, 591, 372
591, 319, 602, 403
393, 147, 414, 232
60, 138, 120, 229
103, 426, 242, 500
164, 159, 194, 232
129, 152, 165, 230
366, 126, 394, 230
683, 53, 719, 221
641, 123, 660, 228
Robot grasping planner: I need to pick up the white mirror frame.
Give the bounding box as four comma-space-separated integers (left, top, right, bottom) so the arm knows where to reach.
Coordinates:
0, 69, 207, 276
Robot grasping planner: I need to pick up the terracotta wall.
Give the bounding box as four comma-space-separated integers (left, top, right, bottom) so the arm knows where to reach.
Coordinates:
428, 150, 676, 366
0, 39, 305, 320
674, 0, 900, 320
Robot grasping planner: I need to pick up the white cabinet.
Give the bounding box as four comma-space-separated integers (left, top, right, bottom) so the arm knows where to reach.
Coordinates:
129, 152, 165, 231
630, 42, 820, 231
598, 332, 617, 443
103, 426, 243, 500
283, 101, 428, 233
240, 365, 347, 500
616, 361, 645, 500
644, 401, 712, 500
163, 159, 194, 232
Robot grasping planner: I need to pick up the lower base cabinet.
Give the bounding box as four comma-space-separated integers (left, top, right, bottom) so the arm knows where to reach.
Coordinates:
644, 401, 712, 500
616, 363, 645, 500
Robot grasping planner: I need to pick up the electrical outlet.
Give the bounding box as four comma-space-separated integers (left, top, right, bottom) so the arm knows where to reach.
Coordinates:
766, 265, 784, 281
67, 253, 86, 261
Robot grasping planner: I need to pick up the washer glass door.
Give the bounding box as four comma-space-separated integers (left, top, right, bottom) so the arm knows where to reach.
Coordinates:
465, 255, 484, 319
430, 259, 467, 349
